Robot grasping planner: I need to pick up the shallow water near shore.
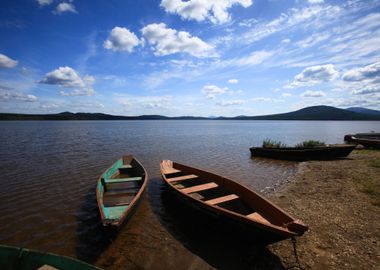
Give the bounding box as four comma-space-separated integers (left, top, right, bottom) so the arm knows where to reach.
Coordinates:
0, 120, 377, 268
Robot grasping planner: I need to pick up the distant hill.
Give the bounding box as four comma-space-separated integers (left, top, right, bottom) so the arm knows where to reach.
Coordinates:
0, 112, 207, 120
1, 105, 380, 120
220, 105, 380, 120
346, 107, 380, 116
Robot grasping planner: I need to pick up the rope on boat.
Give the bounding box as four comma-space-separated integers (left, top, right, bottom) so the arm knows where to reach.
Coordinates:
288, 237, 304, 270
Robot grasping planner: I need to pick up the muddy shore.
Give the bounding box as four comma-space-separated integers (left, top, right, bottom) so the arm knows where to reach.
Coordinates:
268, 150, 380, 270
95, 150, 379, 269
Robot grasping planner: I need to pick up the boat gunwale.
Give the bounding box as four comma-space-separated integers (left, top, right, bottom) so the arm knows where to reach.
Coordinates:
160, 160, 304, 237
250, 144, 356, 152
96, 155, 148, 227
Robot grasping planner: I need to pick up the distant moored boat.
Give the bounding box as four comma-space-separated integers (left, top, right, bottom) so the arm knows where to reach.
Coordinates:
344, 134, 380, 148
96, 155, 148, 227
250, 144, 356, 161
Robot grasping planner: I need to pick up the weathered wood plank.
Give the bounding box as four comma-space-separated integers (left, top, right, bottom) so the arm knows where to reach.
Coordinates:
205, 194, 239, 205
246, 212, 270, 224
181, 182, 218, 194
167, 174, 198, 182
162, 168, 181, 175
105, 177, 142, 183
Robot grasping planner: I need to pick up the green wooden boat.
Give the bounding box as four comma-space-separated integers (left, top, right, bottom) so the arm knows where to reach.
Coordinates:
0, 245, 101, 270
96, 155, 148, 227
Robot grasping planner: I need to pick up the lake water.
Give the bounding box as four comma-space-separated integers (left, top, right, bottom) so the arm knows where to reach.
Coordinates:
0, 120, 378, 269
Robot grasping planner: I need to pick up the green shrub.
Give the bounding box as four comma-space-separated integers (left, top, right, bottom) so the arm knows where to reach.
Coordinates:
262, 139, 287, 148
295, 140, 326, 148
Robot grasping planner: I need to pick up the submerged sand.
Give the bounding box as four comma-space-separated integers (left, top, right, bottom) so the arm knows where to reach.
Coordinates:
268, 150, 380, 269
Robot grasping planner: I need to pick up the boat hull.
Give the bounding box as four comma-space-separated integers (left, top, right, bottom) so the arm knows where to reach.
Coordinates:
250, 144, 356, 161
163, 181, 293, 245
0, 245, 100, 270
344, 135, 380, 148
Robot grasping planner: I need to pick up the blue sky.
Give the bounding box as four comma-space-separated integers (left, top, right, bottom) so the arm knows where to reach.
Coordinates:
1, 0, 380, 116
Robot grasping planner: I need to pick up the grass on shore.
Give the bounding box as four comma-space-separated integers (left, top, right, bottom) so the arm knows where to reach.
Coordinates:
359, 179, 380, 207
262, 139, 287, 148
295, 140, 326, 148
354, 157, 380, 207
369, 158, 380, 168
262, 139, 326, 148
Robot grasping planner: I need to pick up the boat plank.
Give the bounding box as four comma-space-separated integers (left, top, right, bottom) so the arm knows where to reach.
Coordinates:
181, 182, 218, 194
119, 164, 132, 169
246, 212, 270, 224
205, 194, 239, 205
105, 177, 142, 183
162, 168, 181, 175
103, 194, 134, 207
167, 174, 198, 182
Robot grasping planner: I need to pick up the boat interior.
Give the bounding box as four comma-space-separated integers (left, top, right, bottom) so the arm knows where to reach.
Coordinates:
160, 161, 292, 229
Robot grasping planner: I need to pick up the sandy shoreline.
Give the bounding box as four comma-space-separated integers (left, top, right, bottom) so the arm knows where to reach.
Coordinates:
95, 150, 379, 269
268, 150, 380, 269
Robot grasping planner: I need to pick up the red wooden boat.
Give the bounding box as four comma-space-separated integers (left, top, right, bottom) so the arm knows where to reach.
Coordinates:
160, 160, 308, 244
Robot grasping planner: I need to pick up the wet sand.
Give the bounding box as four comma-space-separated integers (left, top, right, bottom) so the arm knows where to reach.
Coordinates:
95, 150, 380, 270
269, 150, 380, 270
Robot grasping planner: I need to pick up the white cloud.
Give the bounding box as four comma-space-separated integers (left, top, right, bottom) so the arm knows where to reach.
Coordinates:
0, 88, 37, 102
296, 33, 331, 48
287, 64, 339, 88
251, 97, 284, 103
341, 62, 380, 96
40, 102, 61, 110
141, 23, 215, 57
40, 66, 95, 96
342, 62, 380, 82
0, 53, 18, 68
282, 93, 292, 97
37, 0, 53, 6
216, 99, 245, 106
54, 2, 76, 14
104, 27, 140, 52
240, 4, 341, 46
230, 50, 275, 66
300, 90, 326, 97
160, 0, 252, 24
202, 84, 227, 99
351, 86, 380, 95
119, 95, 172, 110
308, 0, 324, 4
228, 79, 238, 84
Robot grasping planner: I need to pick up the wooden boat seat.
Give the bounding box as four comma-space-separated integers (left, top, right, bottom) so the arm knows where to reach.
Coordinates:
167, 174, 198, 182
181, 182, 218, 194
103, 193, 134, 207
205, 194, 239, 205
119, 164, 132, 169
162, 168, 181, 175
246, 212, 270, 224
105, 177, 142, 183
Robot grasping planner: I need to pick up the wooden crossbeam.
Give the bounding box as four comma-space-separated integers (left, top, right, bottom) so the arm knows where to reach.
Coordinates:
205, 194, 239, 205
181, 182, 218, 194
119, 164, 132, 169
167, 174, 198, 182
105, 177, 142, 184
162, 168, 181, 175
